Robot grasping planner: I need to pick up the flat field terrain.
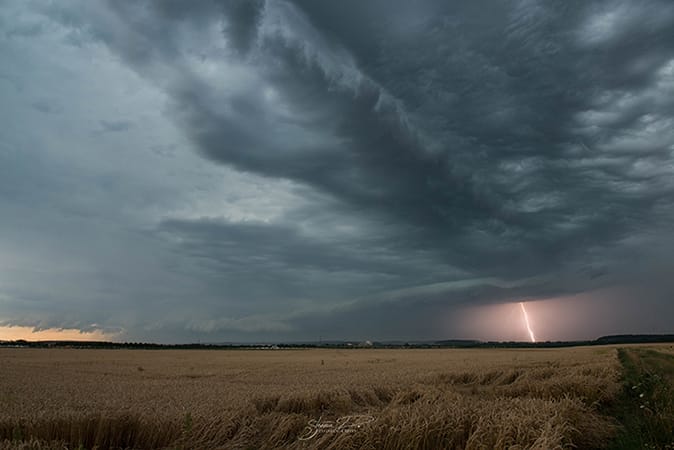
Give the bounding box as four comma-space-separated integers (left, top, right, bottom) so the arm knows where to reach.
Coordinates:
1, 345, 672, 449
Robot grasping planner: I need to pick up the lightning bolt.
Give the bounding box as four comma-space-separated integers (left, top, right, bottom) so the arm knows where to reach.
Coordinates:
519, 302, 536, 343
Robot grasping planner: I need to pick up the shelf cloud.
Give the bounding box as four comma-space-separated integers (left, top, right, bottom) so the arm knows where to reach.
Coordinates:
1, 0, 673, 342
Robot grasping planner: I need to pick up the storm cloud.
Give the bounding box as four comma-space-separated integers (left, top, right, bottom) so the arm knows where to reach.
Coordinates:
1, 0, 673, 342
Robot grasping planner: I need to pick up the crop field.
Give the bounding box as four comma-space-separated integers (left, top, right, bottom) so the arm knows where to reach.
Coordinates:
0, 345, 672, 449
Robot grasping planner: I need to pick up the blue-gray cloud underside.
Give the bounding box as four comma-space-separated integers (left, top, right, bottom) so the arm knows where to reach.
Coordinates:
1, 0, 673, 341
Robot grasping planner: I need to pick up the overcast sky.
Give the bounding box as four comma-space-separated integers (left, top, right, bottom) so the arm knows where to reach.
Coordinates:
1, 0, 673, 343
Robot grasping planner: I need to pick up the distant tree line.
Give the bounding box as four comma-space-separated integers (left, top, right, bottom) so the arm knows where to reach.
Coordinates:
1, 334, 673, 350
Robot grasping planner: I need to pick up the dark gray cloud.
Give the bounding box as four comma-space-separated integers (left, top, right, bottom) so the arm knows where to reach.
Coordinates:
31, 99, 62, 114
1, 0, 673, 342
124, 0, 674, 273
98, 119, 133, 133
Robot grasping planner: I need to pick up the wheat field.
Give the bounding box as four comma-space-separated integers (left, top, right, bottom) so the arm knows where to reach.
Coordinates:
0, 345, 638, 449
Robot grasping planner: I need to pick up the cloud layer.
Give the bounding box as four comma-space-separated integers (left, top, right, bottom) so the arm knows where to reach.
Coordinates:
1, 0, 673, 342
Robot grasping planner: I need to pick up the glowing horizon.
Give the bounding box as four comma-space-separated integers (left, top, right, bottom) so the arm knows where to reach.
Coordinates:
519, 302, 536, 343
0, 325, 115, 342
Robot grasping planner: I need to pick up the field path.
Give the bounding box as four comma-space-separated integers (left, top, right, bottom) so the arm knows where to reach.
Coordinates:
608, 348, 674, 449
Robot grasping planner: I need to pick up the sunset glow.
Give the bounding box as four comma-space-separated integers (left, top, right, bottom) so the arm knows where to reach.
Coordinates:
0, 326, 114, 342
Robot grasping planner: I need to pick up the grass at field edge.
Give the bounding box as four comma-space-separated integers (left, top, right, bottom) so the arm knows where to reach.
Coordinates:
607, 348, 674, 449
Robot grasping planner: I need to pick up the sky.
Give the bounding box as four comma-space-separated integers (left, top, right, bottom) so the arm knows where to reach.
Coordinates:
1, 0, 673, 343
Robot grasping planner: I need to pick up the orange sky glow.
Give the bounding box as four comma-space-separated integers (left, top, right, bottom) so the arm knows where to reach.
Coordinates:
0, 326, 115, 341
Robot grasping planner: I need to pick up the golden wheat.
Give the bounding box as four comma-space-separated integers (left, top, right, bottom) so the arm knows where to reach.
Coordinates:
0, 346, 633, 449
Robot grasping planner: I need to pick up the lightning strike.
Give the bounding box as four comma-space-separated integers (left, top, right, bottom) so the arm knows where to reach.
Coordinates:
519, 302, 536, 343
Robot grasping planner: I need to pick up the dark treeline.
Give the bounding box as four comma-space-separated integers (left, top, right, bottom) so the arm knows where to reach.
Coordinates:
1, 334, 673, 350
